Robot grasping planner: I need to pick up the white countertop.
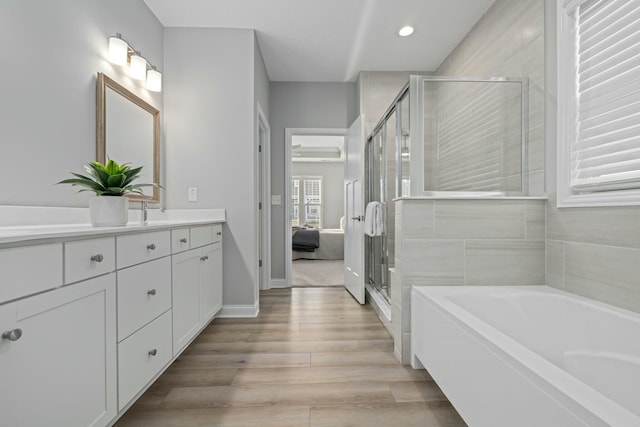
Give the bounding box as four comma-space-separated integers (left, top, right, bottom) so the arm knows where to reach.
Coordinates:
0, 207, 226, 246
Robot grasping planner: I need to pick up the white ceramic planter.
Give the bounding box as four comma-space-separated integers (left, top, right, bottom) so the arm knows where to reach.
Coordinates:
89, 196, 129, 227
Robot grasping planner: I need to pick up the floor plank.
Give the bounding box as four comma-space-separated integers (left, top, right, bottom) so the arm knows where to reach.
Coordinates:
310, 402, 467, 427
230, 365, 430, 386
117, 406, 310, 427
115, 287, 465, 426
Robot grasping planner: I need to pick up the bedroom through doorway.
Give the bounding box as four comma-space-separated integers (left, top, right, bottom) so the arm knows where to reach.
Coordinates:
286, 129, 346, 288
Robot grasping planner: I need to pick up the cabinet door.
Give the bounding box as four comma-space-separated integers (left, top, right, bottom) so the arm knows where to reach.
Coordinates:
0, 274, 117, 427
200, 242, 222, 323
171, 248, 201, 355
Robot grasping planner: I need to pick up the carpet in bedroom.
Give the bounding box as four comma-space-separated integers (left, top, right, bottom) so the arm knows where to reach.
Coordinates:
292, 259, 344, 287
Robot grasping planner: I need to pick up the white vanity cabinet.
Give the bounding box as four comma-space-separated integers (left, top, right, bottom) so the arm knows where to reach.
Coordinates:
0, 273, 117, 427
172, 224, 223, 355
0, 217, 224, 427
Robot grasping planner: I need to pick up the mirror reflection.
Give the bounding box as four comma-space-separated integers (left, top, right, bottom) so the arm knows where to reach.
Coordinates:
96, 72, 160, 202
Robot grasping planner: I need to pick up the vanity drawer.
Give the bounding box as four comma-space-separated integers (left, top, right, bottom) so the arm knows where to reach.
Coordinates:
190, 225, 214, 248
117, 230, 170, 268
64, 237, 115, 284
171, 228, 190, 253
0, 243, 62, 303
212, 223, 222, 244
117, 309, 172, 410
117, 257, 171, 341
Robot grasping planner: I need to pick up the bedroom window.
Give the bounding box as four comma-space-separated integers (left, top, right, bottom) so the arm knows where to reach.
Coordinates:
557, 0, 640, 206
291, 176, 323, 228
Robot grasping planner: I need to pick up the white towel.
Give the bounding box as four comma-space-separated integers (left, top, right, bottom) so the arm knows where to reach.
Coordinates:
364, 201, 383, 237
374, 202, 384, 236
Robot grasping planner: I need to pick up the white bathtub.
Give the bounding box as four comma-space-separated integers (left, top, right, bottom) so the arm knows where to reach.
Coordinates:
411, 285, 640, 427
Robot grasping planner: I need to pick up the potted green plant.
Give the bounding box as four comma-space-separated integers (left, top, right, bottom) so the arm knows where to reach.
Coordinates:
58, 159, 158, 226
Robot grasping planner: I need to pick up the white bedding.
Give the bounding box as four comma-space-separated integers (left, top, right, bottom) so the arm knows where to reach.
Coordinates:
292, 228, 344, 260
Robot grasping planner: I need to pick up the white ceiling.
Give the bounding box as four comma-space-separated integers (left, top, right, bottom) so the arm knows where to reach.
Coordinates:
143, 0, 496, 82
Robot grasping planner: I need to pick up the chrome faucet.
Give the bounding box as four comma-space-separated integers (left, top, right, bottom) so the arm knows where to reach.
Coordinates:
140, 199, 148, 225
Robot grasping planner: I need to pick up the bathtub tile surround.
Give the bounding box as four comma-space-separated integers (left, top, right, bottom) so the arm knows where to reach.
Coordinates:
562, 243, 640, 314
393, 197, 546, 364
433, 200, 526, 239
546, 193, 640, 314
465, 240, 545, 285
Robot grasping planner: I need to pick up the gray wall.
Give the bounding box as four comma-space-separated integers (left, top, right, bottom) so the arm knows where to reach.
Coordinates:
254, 37, 270, 119
0, 0, 163, 206
291, 162, 344, 229
544, 0, 640, 314
269, 82, 358, 280
164, 28, 264, 307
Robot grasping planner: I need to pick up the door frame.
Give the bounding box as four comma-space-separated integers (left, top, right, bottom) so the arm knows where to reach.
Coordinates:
257, 102, 271, 292
284, 127, 347, 288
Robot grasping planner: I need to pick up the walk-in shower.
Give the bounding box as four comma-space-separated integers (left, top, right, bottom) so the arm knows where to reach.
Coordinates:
365, 75, 528, 306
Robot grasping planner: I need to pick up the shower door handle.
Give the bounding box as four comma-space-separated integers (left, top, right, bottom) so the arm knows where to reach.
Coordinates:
351, 215, 364, 221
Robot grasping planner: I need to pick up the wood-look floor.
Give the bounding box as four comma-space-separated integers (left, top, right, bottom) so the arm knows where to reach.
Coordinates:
116, 287, 466, 427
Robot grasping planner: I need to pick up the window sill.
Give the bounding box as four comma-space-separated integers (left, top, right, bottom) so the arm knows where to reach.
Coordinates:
557, 189, 640, 208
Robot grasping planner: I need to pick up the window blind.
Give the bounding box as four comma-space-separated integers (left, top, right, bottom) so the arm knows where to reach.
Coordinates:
304, 179, 322, 205
572, 0, 640, 192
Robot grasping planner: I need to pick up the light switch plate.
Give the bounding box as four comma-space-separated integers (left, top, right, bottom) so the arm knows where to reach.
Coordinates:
271, 195, 281, 205
188, 187, 198, 202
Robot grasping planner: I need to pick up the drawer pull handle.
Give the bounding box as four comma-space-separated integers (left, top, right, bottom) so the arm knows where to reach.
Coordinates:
180, 238, 188, 243
147, 243, 156, 250
147, 289, 157, 296
216, 231, 222, 236
148, 349, 157, 357
90, 254, 104, 263
200, 255, 209, 261
2, 329, 22, 342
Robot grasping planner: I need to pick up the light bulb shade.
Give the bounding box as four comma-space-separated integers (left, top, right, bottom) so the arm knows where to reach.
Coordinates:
146, 69, 162, 92
129, 55, 147, 80
108, 36, 128, 65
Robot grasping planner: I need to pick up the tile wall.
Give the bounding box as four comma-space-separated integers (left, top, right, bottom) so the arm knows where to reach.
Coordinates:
436, 0, 545, 196
546, 195, 640, 313
393, 198, 546, 363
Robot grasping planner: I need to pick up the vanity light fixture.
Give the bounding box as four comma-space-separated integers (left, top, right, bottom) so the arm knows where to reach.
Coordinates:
129, 54, 147, 80
398, 26, 414, 37
108, 35, 128, 65
146, 67, 162, 92
107, 33, 162, 92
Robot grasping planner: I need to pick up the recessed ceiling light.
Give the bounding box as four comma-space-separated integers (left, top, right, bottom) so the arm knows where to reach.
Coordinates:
398, 26, 414, 37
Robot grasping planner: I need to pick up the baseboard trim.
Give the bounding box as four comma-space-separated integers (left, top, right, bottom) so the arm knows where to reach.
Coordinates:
270, 278, 288, 288
217, 302, 259, 318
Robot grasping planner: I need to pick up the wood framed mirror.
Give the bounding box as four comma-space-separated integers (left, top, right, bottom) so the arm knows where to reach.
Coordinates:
96, 72, 160, 202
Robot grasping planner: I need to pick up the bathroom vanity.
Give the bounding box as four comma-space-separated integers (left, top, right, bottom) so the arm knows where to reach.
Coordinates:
0, 212, 225, 426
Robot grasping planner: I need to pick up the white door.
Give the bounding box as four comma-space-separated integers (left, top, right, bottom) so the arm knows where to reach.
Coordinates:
344, 115, 365, 304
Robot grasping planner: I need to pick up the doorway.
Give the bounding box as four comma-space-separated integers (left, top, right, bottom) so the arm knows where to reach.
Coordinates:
285, 128, 347, 288
257, 103, 271, 292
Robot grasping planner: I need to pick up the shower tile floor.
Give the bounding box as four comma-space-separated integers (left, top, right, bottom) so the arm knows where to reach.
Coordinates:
115, 287, 466, 426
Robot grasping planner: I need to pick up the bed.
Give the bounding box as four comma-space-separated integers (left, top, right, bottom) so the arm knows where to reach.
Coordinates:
292, 228, 344, 260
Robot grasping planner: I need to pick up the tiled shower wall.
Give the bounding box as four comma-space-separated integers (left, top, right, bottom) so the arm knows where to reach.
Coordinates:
436, 0, 545, 196
425, 80, 525, 192
393, 0, 547, 364
359, 71, 419, 137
